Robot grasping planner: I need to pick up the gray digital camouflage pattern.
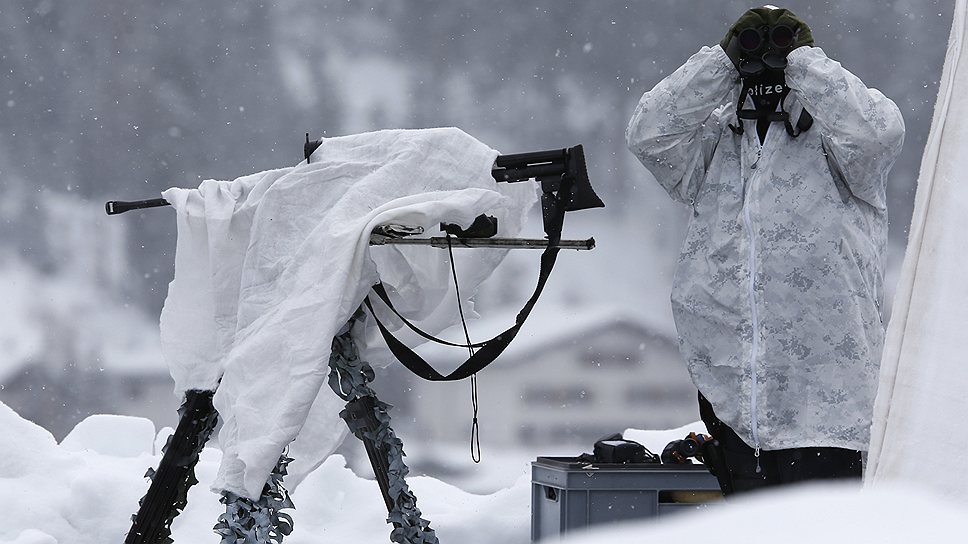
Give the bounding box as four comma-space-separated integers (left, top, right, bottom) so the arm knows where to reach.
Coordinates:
626, 46, 904, 452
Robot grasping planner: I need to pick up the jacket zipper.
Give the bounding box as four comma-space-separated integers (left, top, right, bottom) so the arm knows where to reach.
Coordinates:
742, 140, 763, 469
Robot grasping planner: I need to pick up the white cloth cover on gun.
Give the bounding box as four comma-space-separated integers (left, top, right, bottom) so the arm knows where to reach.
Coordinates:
159, 128, 536, 498
866, 1, 968, 501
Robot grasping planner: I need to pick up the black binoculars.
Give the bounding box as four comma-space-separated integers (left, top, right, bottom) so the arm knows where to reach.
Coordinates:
736, 24, 797, 78
739, 24, 795, 53
661, 432, 713, 464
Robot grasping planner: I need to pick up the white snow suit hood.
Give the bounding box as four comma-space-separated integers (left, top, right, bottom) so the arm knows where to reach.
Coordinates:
626, 45, 904, 451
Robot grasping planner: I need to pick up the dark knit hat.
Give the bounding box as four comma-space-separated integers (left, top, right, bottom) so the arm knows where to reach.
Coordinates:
720, 6, 814, 51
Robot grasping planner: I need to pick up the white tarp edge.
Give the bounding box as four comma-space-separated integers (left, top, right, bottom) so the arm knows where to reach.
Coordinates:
866, 0, 968, 501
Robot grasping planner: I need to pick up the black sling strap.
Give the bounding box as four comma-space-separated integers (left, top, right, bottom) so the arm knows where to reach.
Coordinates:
368, 283, 488, 349
362, 175, 572, 382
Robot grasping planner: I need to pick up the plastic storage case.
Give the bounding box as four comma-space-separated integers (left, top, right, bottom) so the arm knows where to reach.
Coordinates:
531, 456, 722, 541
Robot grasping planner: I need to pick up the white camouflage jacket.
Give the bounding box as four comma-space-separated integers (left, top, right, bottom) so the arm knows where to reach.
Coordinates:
626, 46, 904, 452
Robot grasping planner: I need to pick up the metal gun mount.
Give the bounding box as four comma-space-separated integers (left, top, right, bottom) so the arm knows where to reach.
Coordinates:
369, 228, 595, 250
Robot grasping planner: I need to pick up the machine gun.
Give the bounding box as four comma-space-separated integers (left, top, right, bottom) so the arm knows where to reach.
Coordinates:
112, 135, 604, 544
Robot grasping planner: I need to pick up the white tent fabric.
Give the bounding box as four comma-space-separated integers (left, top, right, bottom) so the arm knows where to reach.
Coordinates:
866, 0, 968, 500
159, 128, 536, 498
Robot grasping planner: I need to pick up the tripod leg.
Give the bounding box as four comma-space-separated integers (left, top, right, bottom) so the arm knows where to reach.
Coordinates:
125, 389, 219, 544
214, 452, 296, 543
340, 396, 395, 512
328, 311, 439, 544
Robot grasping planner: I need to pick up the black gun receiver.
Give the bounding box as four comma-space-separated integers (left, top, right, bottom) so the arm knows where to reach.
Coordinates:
491, 145, 604, 236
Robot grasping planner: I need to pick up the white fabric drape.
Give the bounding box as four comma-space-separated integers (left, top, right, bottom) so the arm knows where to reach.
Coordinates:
160, 128, 535, 498
866, 0, 968, 501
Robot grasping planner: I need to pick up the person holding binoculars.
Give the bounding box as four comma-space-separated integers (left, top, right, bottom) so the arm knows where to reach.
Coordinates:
626, 6, 904, 495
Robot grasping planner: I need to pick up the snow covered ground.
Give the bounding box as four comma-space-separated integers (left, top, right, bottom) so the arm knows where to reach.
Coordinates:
1, 402, 963, 544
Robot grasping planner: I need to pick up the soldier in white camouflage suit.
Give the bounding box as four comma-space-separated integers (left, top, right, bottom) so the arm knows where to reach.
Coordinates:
626, 6, 904, 494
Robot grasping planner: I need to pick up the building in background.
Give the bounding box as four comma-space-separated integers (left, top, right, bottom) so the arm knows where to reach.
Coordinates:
406, 305, 697, 448
0, 195, 175, 438
0, 358, 174, 440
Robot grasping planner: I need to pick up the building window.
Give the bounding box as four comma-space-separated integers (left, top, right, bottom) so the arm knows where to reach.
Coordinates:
522, 386, 593, 407
583, 350, 641, 368
517, 425, 536, 443
624, 385, 686, 405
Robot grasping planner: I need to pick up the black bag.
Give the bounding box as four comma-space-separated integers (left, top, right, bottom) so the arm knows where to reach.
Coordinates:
579, 433, 659, 464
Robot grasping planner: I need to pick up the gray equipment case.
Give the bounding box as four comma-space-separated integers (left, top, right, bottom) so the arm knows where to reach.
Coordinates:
531, 457, 722, 541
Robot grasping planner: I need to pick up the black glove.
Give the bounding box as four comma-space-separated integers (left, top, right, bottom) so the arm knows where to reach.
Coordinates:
720, 7, 814, 72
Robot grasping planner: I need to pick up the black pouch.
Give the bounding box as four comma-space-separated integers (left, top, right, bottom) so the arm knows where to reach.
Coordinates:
581, 433, 659, 464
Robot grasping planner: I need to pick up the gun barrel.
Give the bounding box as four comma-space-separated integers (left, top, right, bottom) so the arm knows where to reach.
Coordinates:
105, 198, 171, 215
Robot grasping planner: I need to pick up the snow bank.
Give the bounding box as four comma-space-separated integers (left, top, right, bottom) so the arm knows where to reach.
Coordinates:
0, 531, 58, 544
0, 403, 149, 544
2, 403, 964, 543
0, 400, 532, 544
557, 482, 966, 544
60, 414, 156, 457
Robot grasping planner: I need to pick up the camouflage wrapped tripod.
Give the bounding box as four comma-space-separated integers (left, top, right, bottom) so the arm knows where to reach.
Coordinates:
327, 311, 438, 544
124, 309, 435, 544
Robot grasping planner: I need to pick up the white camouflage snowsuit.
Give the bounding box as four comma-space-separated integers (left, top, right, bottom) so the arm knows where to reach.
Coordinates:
626, 45, 904, 452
